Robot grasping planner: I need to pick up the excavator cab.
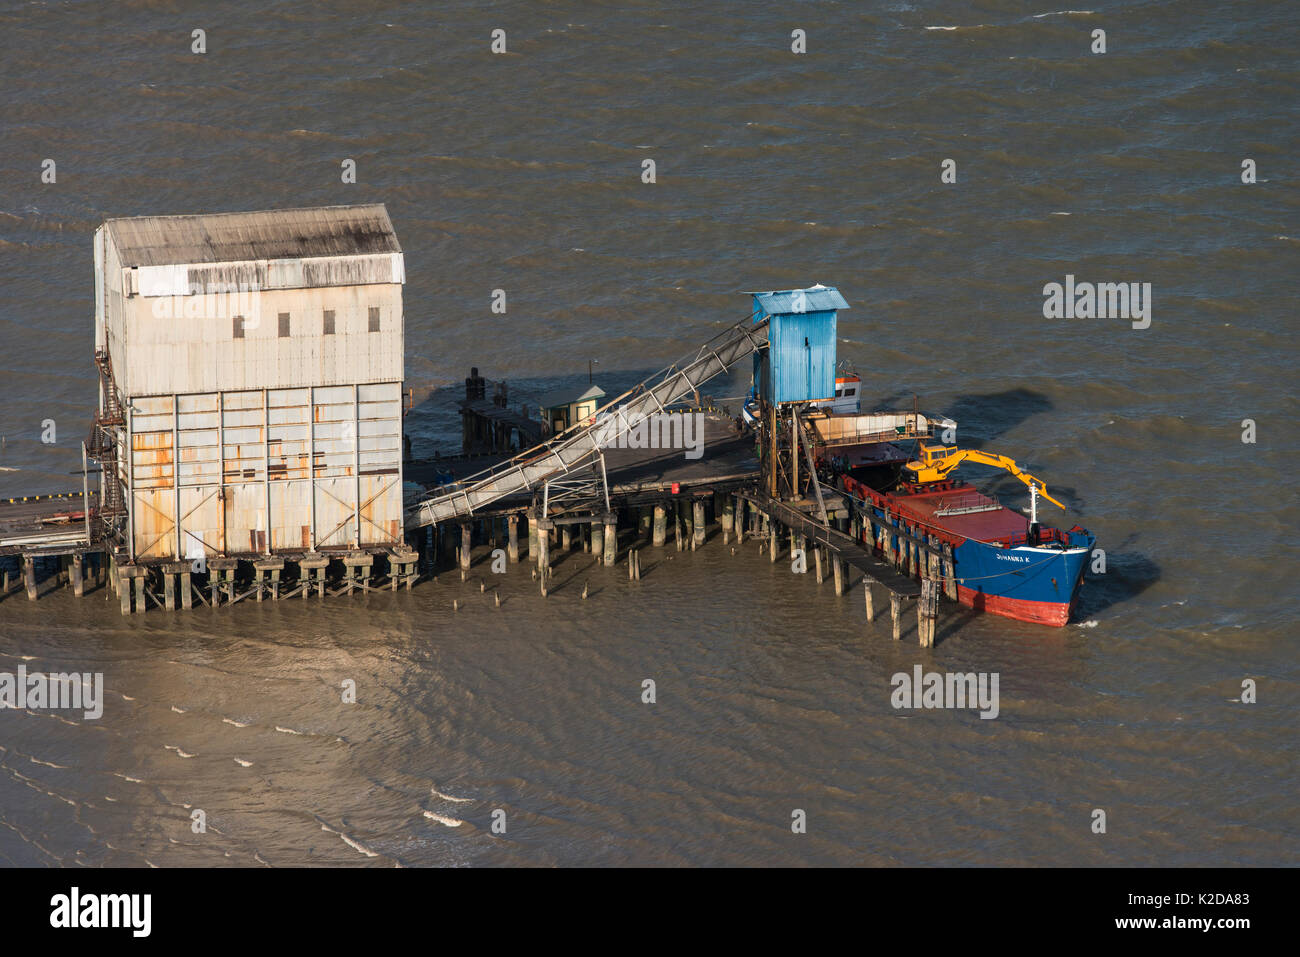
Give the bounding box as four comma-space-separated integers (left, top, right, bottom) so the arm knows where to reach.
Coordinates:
907, 443, 959, 484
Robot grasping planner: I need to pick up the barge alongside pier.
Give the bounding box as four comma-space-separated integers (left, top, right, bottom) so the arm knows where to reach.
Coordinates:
1, 205, 1095, 639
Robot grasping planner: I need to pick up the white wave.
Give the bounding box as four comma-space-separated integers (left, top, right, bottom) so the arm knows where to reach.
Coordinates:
431, 787, 473, 804
1032, 10, 1094, 17
222, 718, 250, 727
171, 706, 186, 714
423, 810, 465, 827
319, 822, 379, 857
233, 758, 253, 767
112, 773, 144, 784
1074, 619, 1099, 628
29, 757, 68, 769
164, 745, 196, 758
275, 726, 303, 735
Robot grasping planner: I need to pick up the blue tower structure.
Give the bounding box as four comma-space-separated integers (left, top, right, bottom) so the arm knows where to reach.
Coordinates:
750, 284, 849, 406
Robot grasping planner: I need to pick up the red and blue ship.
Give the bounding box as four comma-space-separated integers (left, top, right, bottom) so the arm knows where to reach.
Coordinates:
803, 374, 1094, 627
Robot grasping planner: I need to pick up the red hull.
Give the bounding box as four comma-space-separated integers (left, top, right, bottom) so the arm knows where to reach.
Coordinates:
957, 585, 1072, 627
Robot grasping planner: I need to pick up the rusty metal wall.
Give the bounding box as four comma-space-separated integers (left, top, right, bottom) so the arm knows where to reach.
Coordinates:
127, 383, 403, 560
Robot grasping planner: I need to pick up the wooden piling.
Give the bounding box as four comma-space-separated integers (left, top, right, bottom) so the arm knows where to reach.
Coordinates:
71, 553, 84, 598
603, 516, 617, 567
769, 521, 778, 563
721, 496, 734, 544
527, 512, 538, 560
814, 545, 824, 584
590, 520, 604, 559
918, 579, 938, 647
133, 574, 146, 614
508, 515, 519, 564
863, 579, 875, 622
537, 519, 552, 579
890, 593, 902, 642
652, 504, 667, 547
24, 555, 36, 601
119, 569, 131, 615
832, 553, 843, 596
693, 499, 705, 548
460, 524, 472, 578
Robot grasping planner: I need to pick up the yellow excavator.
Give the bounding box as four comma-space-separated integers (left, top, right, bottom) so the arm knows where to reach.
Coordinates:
903, 443, 1066, 509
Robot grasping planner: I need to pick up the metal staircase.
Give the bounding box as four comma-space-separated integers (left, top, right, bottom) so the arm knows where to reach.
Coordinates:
86, 349, 127, 537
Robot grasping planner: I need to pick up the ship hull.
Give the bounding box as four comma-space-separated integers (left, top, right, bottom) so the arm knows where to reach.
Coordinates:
952, 538, 1091, 626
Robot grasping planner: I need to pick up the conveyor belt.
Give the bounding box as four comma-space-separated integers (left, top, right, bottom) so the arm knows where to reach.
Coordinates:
408, 316, 769, 527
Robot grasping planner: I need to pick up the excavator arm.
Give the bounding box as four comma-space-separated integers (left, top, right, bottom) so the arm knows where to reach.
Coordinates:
904, 444, 1066, 508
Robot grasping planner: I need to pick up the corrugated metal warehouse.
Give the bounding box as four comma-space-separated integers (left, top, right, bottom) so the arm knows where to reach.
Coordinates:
92, 204, 406, 562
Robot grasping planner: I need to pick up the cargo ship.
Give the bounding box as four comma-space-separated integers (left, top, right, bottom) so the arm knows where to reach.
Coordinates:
806, 382, 1094, 627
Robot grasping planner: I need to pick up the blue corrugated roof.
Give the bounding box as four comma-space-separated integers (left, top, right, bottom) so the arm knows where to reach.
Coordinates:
752, 284, 849, 316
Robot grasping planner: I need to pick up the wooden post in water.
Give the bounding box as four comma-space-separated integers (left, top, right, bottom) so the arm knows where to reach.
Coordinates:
72, 553, 84, 598
527, 511, 538, 561
24, 554, 36, 601
182, 566, 193, 609
536, 518, 551, 585
863, 578, 875, 622
602, 515, 617, 567
832, 552, 843, 596
814, 545, 824, 584
590, 520, 604, 561
134, 573, 146, 614
693, 500, 706, 548
460, 524, 472, 580
769, 520, 778, 563
507, 515, 519, 564
918, 579, 938, 648
119, 568, 132, 615
653, 504, 667, 547
721, 496, 734, 544
890, 593, 902, 642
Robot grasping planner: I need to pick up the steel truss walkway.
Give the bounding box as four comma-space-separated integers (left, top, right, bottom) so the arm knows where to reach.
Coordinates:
407, 315, 770, 527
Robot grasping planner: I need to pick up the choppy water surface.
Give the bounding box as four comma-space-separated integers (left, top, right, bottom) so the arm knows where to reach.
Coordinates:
0, 1, 1296, 865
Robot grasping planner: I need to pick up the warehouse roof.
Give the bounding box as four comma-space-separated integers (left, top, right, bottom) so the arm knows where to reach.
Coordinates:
102, 204, 401, 267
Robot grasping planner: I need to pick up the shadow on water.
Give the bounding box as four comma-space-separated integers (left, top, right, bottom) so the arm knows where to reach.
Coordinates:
873, 389, 1055, 445
1074, 551, 1162, 620
933, 389, 1055, 447
405, 365, 726, 459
